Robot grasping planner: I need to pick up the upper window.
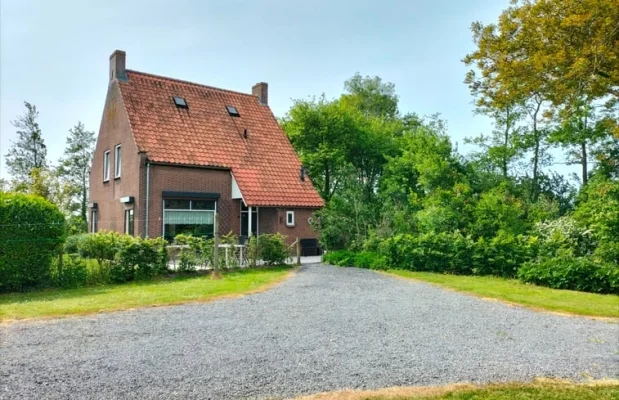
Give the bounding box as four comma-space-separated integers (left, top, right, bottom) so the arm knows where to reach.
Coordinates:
103, 150, 110, 182
226, 105, 239, 117
173, 96, 188, 108
286, 211, 295, 227
114, 145, 122, 178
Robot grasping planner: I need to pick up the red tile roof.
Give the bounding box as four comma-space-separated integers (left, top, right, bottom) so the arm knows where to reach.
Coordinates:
118, 70, 324, 208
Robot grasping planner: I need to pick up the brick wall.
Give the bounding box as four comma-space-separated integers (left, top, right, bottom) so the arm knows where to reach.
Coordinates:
146, 165, 234, 238
89, 81, 141, 235
274, 207, 319, 245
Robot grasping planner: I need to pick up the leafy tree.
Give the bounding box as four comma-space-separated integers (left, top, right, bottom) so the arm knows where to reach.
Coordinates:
342, 73, 399, 118
57, 122, 96, 225
5, 102, 47, 184
281, 96, 356, 201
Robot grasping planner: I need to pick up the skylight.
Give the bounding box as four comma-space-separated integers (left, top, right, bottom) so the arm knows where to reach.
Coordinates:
173, 96, 188, 108
226, 105, 240, 117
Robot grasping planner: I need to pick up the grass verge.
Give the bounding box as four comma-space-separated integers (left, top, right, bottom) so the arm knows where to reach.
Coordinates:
297, 379, 619, 400
383, 270, 619, 318
0, 266, 293, 322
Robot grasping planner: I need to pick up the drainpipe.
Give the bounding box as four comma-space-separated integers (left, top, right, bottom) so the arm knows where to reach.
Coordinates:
145, 162, 150, 238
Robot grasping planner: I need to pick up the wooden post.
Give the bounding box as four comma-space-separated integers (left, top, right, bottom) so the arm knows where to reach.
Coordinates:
212, 213, 221, 279
296, 237, 301, 266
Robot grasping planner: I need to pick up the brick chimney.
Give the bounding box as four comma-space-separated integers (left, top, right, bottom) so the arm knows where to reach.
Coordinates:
109, 50, 127, 82
252, 82, 268, 105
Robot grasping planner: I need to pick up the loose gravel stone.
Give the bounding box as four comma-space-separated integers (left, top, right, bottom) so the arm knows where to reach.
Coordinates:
1, 264, 618, 399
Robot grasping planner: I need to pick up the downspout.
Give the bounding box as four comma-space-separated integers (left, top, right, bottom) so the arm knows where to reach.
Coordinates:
145, 162, 150, 238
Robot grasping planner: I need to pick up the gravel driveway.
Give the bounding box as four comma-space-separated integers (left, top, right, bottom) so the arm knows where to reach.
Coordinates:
1, 264, 618, 399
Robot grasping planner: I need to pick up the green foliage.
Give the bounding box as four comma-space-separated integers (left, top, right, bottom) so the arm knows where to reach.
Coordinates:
518, 257, 618, 294
470, 183, 528, 238
5, 102, 47, 184
257, 233, 288, 266
64, 233, 89, 255
77, 231, 168, 283
0, 192, 66, 292
52, 254, 88, 289
323, 250, 386, 270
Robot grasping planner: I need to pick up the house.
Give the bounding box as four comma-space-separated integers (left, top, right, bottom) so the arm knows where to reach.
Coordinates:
89, 50, 323, 245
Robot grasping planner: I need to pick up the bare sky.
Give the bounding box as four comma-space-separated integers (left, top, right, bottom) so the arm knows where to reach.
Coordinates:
1, 0, 520, 180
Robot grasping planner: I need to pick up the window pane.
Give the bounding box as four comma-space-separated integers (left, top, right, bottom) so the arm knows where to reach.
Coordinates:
164, 199, 190, 209
103, 152, 110, 181
165, 210, 213, 224
192, 200, 215, 210
115, 146, 121, 177
164, 223, 213, 241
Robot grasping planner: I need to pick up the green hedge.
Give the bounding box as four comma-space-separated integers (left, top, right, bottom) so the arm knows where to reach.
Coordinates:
78, 231, 167, 283
377, 231, 537, 278
323, 250, 386, 270
0, 192, 66, 292
518, 257, 618, 294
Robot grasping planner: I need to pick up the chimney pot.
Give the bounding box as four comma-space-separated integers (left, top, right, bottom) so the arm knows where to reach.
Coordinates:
252, 82, 268, 105
109, 50, 127, 82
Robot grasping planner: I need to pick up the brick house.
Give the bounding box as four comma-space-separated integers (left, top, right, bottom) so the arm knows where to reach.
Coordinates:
89, 50, 323, 245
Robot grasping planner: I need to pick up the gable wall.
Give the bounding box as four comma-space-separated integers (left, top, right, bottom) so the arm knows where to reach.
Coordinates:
89, 81, 142, 235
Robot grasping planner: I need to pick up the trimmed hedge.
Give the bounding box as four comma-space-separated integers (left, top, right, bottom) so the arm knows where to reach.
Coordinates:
0, 192, 66, 292
518, 257, 618, 294
78, 231, 167, 283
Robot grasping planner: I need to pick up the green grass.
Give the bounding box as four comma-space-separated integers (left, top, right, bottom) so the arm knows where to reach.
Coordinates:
385, 270, 619, 318
364, 382, 619, 400
301, 381, 619, 400
0, 266, 292, 321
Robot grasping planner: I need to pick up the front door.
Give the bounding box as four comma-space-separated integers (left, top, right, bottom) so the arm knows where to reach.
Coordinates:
240, 203, 258, 238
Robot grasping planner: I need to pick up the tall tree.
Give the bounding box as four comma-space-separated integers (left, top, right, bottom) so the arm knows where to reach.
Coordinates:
5, 102, 47, 183
57, 122, 96, 223
342, 73, 399, 118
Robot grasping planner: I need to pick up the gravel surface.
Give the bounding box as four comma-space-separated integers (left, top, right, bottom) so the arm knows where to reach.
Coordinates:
1, 264, 618, 399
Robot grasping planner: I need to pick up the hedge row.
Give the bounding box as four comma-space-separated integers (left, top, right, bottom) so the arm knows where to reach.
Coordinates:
0, 192, 66, 292
324, 231, 618, 294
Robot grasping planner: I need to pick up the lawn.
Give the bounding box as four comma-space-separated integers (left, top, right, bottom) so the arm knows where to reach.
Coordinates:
0, 266, 292, 321
384, 270, 619, 318
299, 380, 619, 400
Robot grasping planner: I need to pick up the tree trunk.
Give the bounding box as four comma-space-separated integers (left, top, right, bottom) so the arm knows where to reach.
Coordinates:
581, 140, 588, 185
324, 163, 330, 201
503, 111, 510, 178
531, 102, 541, 202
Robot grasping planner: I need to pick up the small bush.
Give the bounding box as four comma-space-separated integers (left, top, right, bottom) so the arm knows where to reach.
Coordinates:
518, 256, 618, 294
52, 255, 88, 289
323, 250, 387, 270
64, 233, 89, 255
113, 237, 167, 282
323, 250, 356, 266
0, 192, 66, 292
257, 233, 288, 265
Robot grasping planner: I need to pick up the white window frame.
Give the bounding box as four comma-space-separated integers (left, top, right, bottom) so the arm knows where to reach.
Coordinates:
90, 209, 98, 232
114, 144, 122, 179
286, 211, 295, 227
103, 150, 110, 182
124, 208, 134, 235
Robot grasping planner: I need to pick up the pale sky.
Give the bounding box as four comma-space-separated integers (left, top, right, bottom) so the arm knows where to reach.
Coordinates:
2, 0, 546, 181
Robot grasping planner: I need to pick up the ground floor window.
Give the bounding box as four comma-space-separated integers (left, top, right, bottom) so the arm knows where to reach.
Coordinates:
163, 199, 215, 241
124, 209, 134, 235
90, 209, 98, 233
240, 203, 258, 237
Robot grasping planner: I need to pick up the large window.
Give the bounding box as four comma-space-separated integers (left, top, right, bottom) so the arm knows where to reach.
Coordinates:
103, 151, 110, 182
114, 145, 122, 178
124, 209, 134, 235
163, 199, 215, 241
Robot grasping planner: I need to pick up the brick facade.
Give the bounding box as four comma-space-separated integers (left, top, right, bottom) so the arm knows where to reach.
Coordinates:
89, 81, 142, 235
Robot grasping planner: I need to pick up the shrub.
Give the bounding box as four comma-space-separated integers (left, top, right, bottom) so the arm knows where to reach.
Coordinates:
0, 192, 66, 292
323, 250, 357, 266
257, 233, 288, 265
472, 231, 538, 278
52, 254, 88, 289
113, 237, 167, 282
518, 256, 618, 294
64, 233, 89, 255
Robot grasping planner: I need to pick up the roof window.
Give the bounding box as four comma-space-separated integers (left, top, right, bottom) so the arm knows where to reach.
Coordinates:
226, 105, 240, 117
173, 97, 188, 108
